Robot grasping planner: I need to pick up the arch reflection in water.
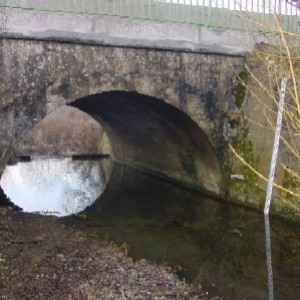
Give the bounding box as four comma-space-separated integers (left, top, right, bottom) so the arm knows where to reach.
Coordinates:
0, 157, 108, 217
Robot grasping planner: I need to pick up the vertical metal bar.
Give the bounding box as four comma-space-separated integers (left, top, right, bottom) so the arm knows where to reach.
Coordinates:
74, 0, 77, 13
82, 0, 85, 13
136, 0, 137, 17
285, 0, 288, 31
176, 0, 179, 22
166, 0, 169, 21
87, 0, 91, 14
98, 0, 101, 14
233, 0, 237, 28
241, 0, 244, 30
141, 0, 144, 18
221, 0, 224, 27
134, 0, 137, 17
208, 0, 211, 26
127, 0, 134, 17
239, 0, 243, 31
227, 0, 230, 28
262, 0, 266, 28
195, 0, 199, 24
264, 76, 289, 216
182, 0, 185, 23
258, 0, 262, 32
148, 0, 152, 19
278, 0, 282, 31
189, 0, 192, 23
120, 0, 123, 16
289, 0, 293, 30
251, 0, 254, 31
203, 0, 207, 26
214, 0, 217, 27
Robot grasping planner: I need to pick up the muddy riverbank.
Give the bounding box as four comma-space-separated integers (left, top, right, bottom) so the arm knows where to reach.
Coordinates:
0, 207, 208, 299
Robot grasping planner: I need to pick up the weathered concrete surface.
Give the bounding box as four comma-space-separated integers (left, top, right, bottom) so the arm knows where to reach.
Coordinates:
0, 38, 244, 197
2, 8, 267, 56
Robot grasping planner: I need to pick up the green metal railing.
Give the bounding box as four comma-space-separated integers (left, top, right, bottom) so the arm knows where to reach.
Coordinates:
0, 0, 299, 33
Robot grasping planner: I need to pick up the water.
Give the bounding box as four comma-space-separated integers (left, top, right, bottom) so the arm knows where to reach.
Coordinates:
1, 158, 300, 299
0, 157, 107, 216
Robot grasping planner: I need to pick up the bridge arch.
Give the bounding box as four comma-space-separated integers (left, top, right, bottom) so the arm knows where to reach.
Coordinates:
0, 39, 242, 198
71, 91, 225, 197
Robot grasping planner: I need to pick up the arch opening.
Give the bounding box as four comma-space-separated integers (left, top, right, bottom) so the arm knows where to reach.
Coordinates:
17, 106, 104, 156
0, 106, 111, 215
71, 91, 225, 197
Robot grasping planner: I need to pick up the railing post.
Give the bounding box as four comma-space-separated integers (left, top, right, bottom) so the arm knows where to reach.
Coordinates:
262, 0, 266, 26
82, 0, 86, 14
208, 0, 212, 26
148, 0, 152, 20
3, 0, 299, 34
189, 0, 192, 23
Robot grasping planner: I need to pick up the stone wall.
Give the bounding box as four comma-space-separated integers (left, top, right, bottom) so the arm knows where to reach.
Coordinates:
0, 38, 244, 198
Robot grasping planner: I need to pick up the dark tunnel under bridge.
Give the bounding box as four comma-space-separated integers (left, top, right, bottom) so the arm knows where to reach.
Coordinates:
71, 91, 225, 197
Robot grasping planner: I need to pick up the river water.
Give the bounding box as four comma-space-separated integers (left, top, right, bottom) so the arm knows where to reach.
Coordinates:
1, 157, 300, 299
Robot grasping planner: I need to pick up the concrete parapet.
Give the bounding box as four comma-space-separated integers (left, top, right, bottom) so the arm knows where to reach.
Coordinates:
2, 8, 267, 56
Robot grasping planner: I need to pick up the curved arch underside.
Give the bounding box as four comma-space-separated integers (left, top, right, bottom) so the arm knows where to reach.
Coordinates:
71, 91, 225, 197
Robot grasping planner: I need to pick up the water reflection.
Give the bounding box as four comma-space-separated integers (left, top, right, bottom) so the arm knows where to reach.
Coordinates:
0, 157, 108, 216
1, 158, 300, 299
264, 214, 274, 300
65, 163, 300, 300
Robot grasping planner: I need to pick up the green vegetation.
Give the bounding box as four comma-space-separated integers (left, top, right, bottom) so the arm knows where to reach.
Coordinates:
232, 116, 259, 186
230, 13, 300, 217
233, 71, 248, 108
230, 113, 264, 205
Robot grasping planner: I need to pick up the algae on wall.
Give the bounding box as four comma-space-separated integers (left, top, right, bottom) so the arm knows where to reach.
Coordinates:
228, 46, 300, 222
229, 112, 264, 208
228, 70, 264, 209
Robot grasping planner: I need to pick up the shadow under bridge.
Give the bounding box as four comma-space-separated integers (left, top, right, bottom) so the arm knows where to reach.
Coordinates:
71, 91, 225, 197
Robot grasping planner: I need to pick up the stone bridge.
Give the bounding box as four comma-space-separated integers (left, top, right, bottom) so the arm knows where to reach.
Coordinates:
0, 6, 262, 201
